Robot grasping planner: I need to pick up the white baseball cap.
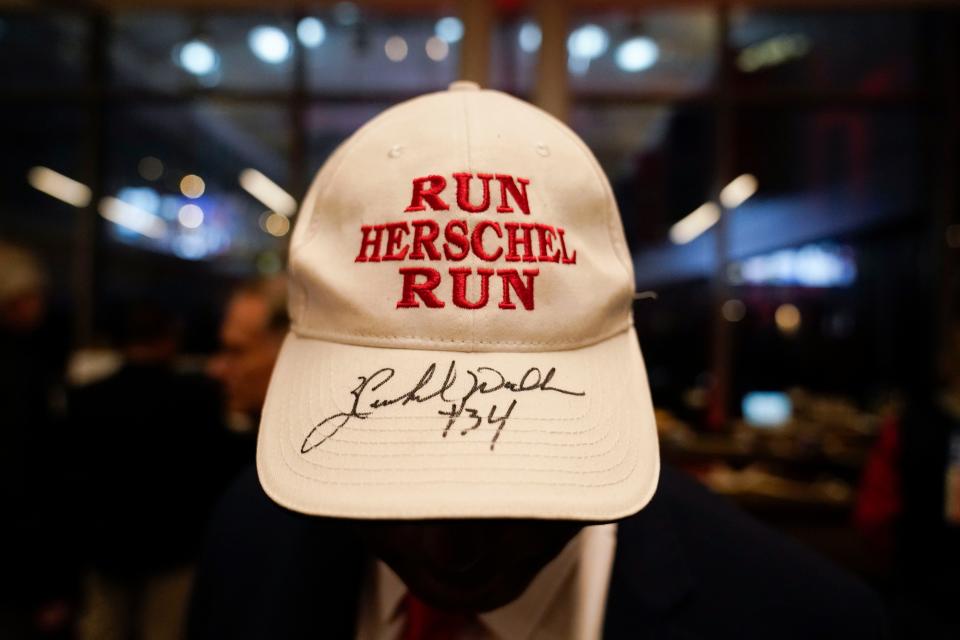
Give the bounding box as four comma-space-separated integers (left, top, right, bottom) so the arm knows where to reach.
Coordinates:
256, 81, 659, 521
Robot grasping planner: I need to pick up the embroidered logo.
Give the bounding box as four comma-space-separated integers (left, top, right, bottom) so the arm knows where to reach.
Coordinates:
354, 173, 578, 310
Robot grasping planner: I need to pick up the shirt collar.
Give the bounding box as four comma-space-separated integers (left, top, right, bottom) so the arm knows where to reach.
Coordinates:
374, 524, 615, 640
478, 525, 585, 639
375, 560, 407, 626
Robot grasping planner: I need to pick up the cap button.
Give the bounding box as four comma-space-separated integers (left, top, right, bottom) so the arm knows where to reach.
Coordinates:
448, 80, 481, 92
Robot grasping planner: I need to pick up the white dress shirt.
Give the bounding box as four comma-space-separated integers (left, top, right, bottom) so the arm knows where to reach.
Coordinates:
355, 524, 618, 640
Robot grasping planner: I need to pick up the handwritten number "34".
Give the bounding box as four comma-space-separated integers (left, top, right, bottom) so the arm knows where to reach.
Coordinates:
439, 399, 518, 451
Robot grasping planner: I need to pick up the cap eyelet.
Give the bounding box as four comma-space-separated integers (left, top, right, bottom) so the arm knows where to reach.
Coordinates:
388, 144, 403, 159
535, 142, 550, 157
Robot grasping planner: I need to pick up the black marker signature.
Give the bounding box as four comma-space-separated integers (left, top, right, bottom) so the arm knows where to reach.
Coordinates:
301, 362, 585, 453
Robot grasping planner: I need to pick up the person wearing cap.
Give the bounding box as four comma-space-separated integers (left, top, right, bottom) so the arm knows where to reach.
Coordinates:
188, 83, 885, 639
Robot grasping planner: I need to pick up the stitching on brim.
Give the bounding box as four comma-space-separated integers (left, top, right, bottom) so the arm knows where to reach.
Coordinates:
308, 333, 603, 439
272, 421, 645, 487
302, 352, 612, 458
270, 336, 652, 476
259, 453, 658, 521
503, 90, 634, 287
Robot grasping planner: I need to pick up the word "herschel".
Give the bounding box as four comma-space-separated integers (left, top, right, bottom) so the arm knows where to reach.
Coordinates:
354, 172, 578, 310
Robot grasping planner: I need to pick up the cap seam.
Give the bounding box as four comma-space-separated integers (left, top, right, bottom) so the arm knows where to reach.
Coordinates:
270, 419, 642, 486
460, 90, 477, 347
499, 91, 635, 292
289, 318, 631, 349
292, 91, 452, 252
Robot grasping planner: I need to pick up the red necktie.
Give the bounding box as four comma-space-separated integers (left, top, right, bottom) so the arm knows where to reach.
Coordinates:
400, 593, 475, 640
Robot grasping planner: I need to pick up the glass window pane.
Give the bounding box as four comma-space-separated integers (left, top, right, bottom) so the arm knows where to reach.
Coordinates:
635, 281, 713, 412
110, 13, 296, 92
490, 17, 539, 95
0, 106, 87, 295
568, 10, 717, 95
572, 104, 716, 251
307, 102, 391, 171
103, 102, 291, 267
728, 108, 922, 260
729, 282, 866, 396
304, 10, 459, 94
730, 10, 919, 94
0, 12, 88, 89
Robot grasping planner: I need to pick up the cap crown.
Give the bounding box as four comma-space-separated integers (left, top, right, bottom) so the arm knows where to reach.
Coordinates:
289, 85, 634, 352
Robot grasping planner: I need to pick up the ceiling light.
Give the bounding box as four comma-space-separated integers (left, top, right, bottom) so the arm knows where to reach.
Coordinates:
775, 303, 801, 335
615, 37, 659, 73
669, 202, 721, 245
435, 17, 464, 43
239, 169, 297, 217
249, 26, 291, 64
297, 17, 326, 48
27, 166, 92, 208
178, 40, 219, 76
264, 212, 291, 237
719, 174, 758, 209
385, 36, 408, 62
425, 36, 449, 62
99, 197, 167, 239
567, 24, 608, 60
518, 22, 541, 54
177, 204, 204, 229
179, 174, 205, 199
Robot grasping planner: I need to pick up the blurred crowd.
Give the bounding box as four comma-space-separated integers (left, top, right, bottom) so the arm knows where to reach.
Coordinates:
0, 241, 285, 639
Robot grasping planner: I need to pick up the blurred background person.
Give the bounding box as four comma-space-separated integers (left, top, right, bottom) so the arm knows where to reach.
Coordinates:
207, 277, 288, 438
0, 243, 73, 638
893, 316, 960, 638
68, 302, 225, 640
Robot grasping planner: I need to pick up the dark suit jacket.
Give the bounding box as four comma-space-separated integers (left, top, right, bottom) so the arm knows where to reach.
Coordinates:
188, 465, 886, 639
68, 363, 236, 577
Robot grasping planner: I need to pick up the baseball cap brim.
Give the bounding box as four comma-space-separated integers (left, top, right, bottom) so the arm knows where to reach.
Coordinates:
256, 326, 659, 521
